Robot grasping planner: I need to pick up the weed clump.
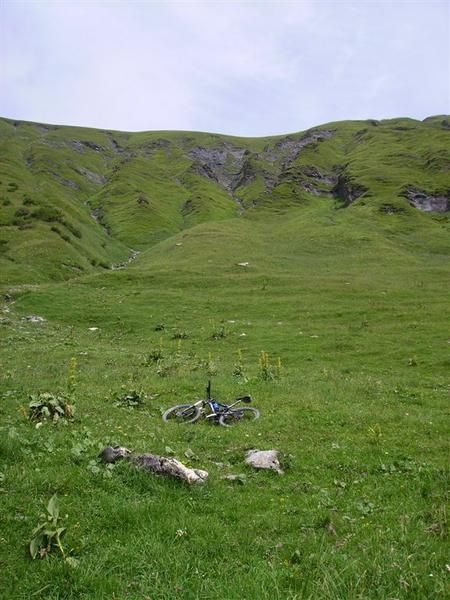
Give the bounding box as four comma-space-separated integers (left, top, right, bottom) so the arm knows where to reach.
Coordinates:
367, 424, 383, 444
211, 325, 226, 340
28, 392, 74, 423
205, 352, 217, 376
144, 349, 164, 364
258, 351, 282, 380
172, 330, 188, 340
29, 494, 77, 565
112, 387, 146, 408
143, 338, 165, 365
233, 348, 247, 380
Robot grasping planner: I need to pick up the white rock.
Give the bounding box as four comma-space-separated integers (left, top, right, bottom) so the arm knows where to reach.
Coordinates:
245, 449, 284, 475
23, 315, 46, 323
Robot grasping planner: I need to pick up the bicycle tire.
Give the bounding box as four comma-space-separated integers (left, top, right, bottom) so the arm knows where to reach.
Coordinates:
219, 406, 260, 427
162, 404, 201, 424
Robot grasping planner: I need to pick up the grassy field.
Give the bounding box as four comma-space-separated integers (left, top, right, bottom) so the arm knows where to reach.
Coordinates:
0, 117, 449, 599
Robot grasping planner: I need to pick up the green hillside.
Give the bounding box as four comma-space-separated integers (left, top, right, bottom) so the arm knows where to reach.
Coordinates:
1, 115, 449, 284
0, 116, 449, 599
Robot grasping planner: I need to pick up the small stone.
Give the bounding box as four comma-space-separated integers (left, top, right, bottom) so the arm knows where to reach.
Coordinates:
22, 315, 46, 323
221, 474, 247, 484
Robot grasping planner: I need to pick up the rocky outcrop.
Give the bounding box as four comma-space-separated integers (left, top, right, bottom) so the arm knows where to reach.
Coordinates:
107, 134, 131, 156
50, 171, 80, 190
89, 207, 111, 235
111, 250, 140, 270
333, 174, 367, 205
135, 138, 171, 158
257, 129, 334, 167
402, 187, 449, 212
81, 140, 104, 152
188, 130, 335, 197
46, 139, 86, 154
74, 167, 106, 186
289, 165, 338, 197
188, 144, 246, 192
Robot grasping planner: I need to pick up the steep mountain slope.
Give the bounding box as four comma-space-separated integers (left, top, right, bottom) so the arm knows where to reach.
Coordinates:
0, 115, 449, 284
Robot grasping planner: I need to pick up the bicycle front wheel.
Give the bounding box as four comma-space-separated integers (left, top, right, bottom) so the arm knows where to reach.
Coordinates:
162, 404, 201, 423
219, 407, 260, 427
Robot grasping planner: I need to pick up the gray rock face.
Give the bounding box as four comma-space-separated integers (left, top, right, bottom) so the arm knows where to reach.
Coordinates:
280, 164, 338, 197
188, 144, 247, 192
50, 171, 80, 190
80, 140, 104, 152
333, 174, 367, 205
46, 139, 86, 154
403, 187, 449, 212
270, 130, 334, 171
245, 449, 284, 474
187, 130, 335, 198
75, 167, 107, 186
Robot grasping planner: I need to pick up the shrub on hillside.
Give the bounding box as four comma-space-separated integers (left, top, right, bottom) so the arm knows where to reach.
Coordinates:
32, 206, 63, 223
15, 207, 30, 218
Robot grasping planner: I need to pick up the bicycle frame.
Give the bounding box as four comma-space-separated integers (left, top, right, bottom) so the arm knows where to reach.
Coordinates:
183, 381, 250, 421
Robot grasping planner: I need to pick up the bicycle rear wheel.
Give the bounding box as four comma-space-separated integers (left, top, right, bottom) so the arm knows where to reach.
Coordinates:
162, 404, 201, 423
219, 407, 260, 427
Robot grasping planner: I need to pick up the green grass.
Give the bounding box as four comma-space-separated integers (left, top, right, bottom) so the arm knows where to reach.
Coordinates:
0, 116, 449, 599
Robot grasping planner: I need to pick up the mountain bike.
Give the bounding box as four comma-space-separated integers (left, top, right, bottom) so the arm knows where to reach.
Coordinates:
162, 380, 260, 427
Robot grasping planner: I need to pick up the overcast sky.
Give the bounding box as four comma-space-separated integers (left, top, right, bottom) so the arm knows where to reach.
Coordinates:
1, 0, 449, 136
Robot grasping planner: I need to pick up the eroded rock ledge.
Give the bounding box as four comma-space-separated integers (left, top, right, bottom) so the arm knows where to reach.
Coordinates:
402, 187, 449, 213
